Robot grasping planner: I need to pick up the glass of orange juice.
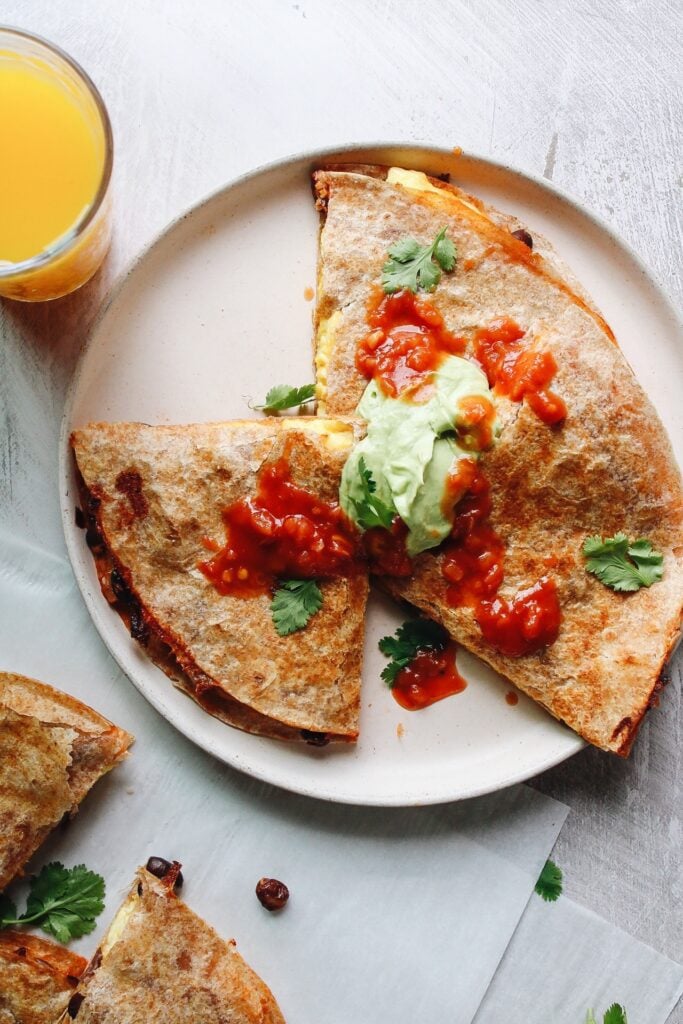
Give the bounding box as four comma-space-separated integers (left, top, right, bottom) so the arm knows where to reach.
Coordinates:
0, 27, 113, 301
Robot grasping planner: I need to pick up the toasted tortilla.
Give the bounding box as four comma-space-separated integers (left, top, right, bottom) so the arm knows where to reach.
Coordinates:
0, 673, 133, 891
71, 418, 368, 743
63, 865, 285, 1024
0, 930, 86, 1024
312, 165, 683, 754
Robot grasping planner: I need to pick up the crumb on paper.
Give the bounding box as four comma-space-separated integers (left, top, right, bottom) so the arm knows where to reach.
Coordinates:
303, 286, 315, 301
505, 691, 519, 706
452, 146, 463, 157
126, 787, 135, 795
397, 722, 405, 739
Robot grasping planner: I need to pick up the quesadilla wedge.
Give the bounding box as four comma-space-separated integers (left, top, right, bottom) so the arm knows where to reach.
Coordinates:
0, 930, 86, 1024
0, 673, 132, 891
312, 164, 683, 755
71, 417, 368, 743
61, 862, 285, 1023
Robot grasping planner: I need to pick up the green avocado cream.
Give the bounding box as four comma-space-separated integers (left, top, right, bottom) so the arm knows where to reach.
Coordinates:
340, 356, 498, 556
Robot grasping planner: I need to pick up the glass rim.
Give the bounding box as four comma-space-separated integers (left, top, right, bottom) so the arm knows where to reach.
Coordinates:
0, 25, 114, 279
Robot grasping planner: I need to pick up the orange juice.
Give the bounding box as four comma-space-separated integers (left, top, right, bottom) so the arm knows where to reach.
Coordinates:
0, 30, 112, 301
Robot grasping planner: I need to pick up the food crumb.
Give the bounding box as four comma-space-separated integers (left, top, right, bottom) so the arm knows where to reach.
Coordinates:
397, 722, 405, 738
505, 691, 519, 706
303, 286, 315, 301
452, 145, 463, 157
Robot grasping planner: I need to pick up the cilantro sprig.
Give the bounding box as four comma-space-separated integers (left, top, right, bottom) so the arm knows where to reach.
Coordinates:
586, 1005, 627, 1024
271, 579, 323, 636
0, 862, 105, 943
382, 227, 456, 294
253, 383, 316, 414
583, 533, 664, 592
351, 457, 395, 531
534, 858, 563, 902
378, 618, 448, 686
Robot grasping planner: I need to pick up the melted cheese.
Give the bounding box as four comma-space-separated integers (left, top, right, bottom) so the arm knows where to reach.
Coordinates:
387, 167, 444, 195
100, 889, 138, 956
315, 309, 342, 411
286, 416, 354, 450
387, 166, 482, 216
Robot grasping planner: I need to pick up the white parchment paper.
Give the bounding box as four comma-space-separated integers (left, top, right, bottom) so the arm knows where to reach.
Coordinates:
0, 529, 566, 1023
475, 894, 683, 1024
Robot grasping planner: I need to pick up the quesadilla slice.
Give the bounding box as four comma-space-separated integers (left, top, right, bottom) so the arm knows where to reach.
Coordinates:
62, 861, 285, 1023
0, 930, 86, 1024
0, 673, 132, 891
71, 417, 368, 743
312, 164, 683, 755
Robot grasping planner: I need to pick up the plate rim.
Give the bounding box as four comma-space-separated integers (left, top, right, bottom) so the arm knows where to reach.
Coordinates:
60, 139, 683, 806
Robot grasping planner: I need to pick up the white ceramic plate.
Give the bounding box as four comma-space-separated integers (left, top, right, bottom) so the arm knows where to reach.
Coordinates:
61, 144, 682, 806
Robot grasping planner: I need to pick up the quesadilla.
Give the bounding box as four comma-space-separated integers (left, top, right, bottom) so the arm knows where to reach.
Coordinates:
61, 862, 285, 1023
0, 673, 132, 891
71, 417, 368, 743
0, 930, 86, 1024
312, 164, 683, 754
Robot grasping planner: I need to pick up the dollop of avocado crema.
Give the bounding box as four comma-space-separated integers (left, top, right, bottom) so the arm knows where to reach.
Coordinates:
340, 355, 498, 556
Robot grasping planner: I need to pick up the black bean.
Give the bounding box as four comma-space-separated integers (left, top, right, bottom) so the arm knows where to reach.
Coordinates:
255, 877, 289, 911
511, 227, 533, 249
301, 730, 329, 747
145, 857, 183, 889
129, 606, 149, 646
67, 993, 85, 1018
74, 507, 86, 529
110, 568, 131, 603
85, 528, 104, 553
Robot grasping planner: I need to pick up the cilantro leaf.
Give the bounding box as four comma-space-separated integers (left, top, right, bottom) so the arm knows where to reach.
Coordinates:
378, 618, 448, 687
382, 227, 457, 294
0, 893, 17, 928
535, 858, 563, 902
253, 383, 316, 413
351, 457, 395, 530
0, 863, 106, 942
603, 1006, 627, 1024
433, 231, 457, 271
271, 579, 323, 636
583, 533, 664, 592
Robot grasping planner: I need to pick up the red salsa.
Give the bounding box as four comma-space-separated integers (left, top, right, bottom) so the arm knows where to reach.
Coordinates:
199, 457, 361, 596
442, 465, 560, 657
473, 318, 567, 425
391, 641, 467, 710
476, 578, 561, 658
363, 519, 413, 578
356, 290, 465, 398
442, 468, 505, 607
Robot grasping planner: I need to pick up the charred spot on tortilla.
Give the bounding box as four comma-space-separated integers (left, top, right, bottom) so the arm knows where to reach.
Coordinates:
115, 468, 148, 518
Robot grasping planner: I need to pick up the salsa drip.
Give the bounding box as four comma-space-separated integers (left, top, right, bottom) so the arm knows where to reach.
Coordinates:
199, 457, 361, 596
441, 465, 560, 657
356, 290, 465, 399
363, 519, 413, 578
456, 394, 497, 451
473, 318, 567, 425
391, 640, 467, 711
